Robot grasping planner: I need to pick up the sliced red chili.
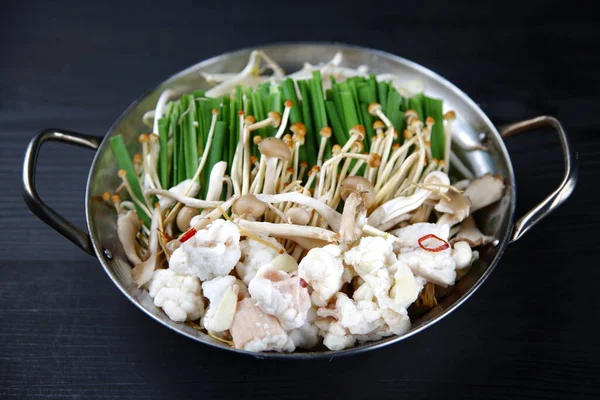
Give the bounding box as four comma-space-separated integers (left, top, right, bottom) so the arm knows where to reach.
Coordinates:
179, 228, 197, 243
418, 233, 450, 252
299, 278, 308, 288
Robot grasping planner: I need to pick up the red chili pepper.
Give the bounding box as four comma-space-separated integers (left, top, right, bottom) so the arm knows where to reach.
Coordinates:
179, 228, 197, 243
418, 234, 450, 252
299, 278, 308, 288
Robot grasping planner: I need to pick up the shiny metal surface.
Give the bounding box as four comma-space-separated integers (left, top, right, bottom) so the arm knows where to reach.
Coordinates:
500, 116, 578, 242
22, 128, 101, 255
22, 43, 577, 359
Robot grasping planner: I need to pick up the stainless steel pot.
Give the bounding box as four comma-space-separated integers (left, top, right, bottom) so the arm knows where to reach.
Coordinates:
22, 43, 577, 359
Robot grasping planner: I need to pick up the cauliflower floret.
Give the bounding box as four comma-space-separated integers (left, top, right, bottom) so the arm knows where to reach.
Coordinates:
452, 241, 473, 269
158, 179, 200, 211
344, 237, 396, 307
230, 298, 295, 352
248, 266, 311, 330
393, 223, 450, 253
235, 237, 282, 285
298, 244, 344, 307
335, 293, 385, 335
170, 220, 241, 281
148, 269, 204, 322
201, 276, 237, 332
322, 321, 356, 351
288, 308, 320, 349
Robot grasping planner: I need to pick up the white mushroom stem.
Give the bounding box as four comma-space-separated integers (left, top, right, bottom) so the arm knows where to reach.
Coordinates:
375, 137, 415, 192
145, 188, 223, 209
450, 151, 475, 179
187, 110, 219, 194
377, 127, 395, 175
251, 157, 267, 194
339, 192, 362, 242
317, 133, 330, 167
317, 153, 375, 199
263, 158, 279, 194
265, 202, 288, 223
274, 103, 292, 138
372, 152, 419, 207
153, 89, 177, 134
190, 195, 239, 231
369, 171, 450, 229
298, 162, 308, 181
256, 192, 342, 230
205, 161, 227, 201
350, 159, 365, 176
237, 220, 339, 243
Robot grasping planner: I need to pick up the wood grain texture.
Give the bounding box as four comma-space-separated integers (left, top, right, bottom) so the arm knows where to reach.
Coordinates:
1, 0, 598, 398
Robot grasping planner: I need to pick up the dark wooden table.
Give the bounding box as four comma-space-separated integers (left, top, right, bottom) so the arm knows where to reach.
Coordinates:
1, 1, 598, 398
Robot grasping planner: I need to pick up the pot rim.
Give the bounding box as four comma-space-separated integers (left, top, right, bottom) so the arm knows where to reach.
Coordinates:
85, 42, 516, 359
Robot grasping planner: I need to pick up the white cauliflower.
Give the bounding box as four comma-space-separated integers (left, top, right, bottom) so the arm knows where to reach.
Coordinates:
298, 244, 344, 307
230, 298, 295, 353
235, 236, 282, 285
322, 321, 356, 351
248, 266, 311, 330
334, 293, 385, 335
158, 179, 200, 211
148, 269, 204, 322
170, 220, 241, 281
288, 308, 320, 349
344, 236, 396, 307
201, 276, 237, 332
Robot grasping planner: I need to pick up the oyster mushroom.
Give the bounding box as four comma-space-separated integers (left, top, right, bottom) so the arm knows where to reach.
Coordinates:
452, 216, 495, 247
463, 174, 505, 212
434, 190, 472, 225
117, 210, 143, 265
339, 176, 375, 243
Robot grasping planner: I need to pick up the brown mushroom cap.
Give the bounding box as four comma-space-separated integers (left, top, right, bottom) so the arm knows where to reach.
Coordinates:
285, 207, 311, 225
341, 176, 376, 209
258, 137, 290, 160
233, 194, 268, 218
320, 127, 332, 138
267, 111, 282, 128
368, 103, 382, 116
290, 122, 306, 137
373, 120, 385, 130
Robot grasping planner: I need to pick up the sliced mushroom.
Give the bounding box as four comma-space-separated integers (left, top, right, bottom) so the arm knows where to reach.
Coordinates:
117, 210, 142, 265
452, 216, 495, 247
339, 176, 375, 243
434, 190, 471, 224
463, 174, 505, 212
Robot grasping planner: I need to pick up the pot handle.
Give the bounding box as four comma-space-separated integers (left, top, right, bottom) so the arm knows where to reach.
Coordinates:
22, 128, 102, 255
500, 116, 578, 243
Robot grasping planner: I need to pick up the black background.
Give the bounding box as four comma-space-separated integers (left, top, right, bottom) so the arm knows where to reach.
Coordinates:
1, 1, 599, 399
